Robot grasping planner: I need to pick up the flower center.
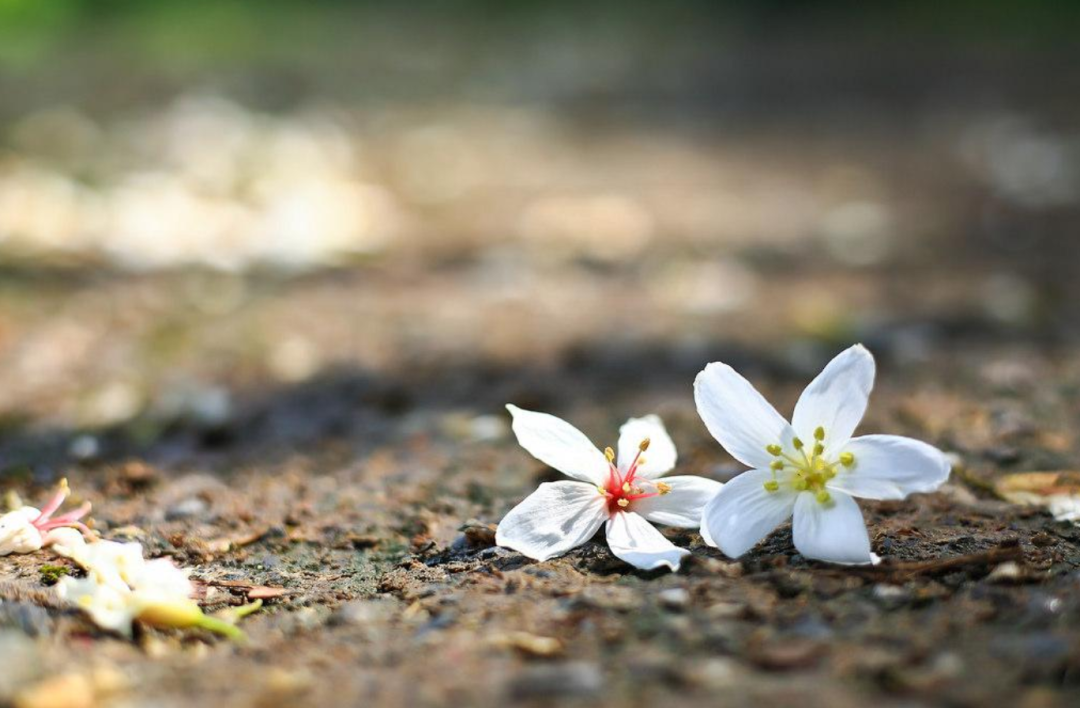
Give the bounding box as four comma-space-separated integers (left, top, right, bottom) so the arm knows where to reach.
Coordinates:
596, 437, 671, 514
762, 426, 855, 504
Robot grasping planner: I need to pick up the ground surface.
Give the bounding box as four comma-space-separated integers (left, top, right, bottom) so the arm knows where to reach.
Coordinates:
2, 5, 1080, 707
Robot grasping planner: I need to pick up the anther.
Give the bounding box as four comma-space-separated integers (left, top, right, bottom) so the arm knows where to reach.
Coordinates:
763, 480, 780, 493
814, 426, 825, 441
815, 490, 832, 504
766, 444, 783, 456
617, 498, 630, 508
839, 452, 855, 467
604, 447, 616, 462
622, 482, 631, 493
656, 482, 672, 495
813, 442, 824, 456
770, 460, 784, 471
597, 486, 607, 496
792, 478, 808, 491
638, 438, 651, 452
637, 456, 647, 467
792, 437, 804, 450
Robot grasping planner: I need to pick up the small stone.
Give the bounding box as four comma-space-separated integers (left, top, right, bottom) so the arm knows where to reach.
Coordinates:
683, 658, 740, 689
987, 561, 1024, 584
507, 662, 603, 699
657, 588, 690, 611
164, 497, 208, 521
13, 673, 94, 708
493, 631, 563, 657
0, 632, 45, 701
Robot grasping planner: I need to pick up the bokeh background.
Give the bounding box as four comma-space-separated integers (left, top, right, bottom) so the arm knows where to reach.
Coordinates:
1, 0, 1078, 457
2, 2, 1080, 705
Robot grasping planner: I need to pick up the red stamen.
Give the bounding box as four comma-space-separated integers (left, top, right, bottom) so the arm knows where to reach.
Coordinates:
33, 485, 68, 524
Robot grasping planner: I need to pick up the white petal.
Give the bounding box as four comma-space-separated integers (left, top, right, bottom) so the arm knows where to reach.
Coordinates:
827, 435, 951, 500
632, 476, 723, 528
792, 491, 872, 565
694, 362, 793, 470
792, 344, 875, 451
506, 405, 610, 485
605, 511, 689, 571
617, 415, 677, 479
701, 468, 796, 558
57, 576, 137, 636
496, 481, 608, 561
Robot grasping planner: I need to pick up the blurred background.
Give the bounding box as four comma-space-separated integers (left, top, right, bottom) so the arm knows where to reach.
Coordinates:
0, 0, 1078, 467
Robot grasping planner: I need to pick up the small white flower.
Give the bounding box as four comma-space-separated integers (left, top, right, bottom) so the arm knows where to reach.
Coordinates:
695, 344, 951, 565
0, 479, 92, 556
55, 537, 245, 640
496, 406, 722, 571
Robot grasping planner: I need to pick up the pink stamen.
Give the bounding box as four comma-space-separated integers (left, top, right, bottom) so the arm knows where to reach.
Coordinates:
33, 485, 68, 524
30, 483, 93, 539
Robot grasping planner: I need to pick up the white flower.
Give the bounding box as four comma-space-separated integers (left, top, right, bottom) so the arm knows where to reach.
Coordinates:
0, 479, 92, 556
695, 344, 951, 565
496, 406, 722, 571
55, 537, 245, 640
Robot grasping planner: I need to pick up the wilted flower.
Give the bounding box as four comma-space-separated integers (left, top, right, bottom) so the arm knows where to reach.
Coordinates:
0, 479, 92, 556
54, 535, 250, 640
497, 406, 722, 571
695, 345, 951, 565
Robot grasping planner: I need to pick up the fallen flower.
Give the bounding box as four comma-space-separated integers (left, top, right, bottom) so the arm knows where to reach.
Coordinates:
993, 470, 1080, 523
53, 532, 253, 640
496, 406, 722, 571
695, 344, 951, 565
0, 479, 92, 556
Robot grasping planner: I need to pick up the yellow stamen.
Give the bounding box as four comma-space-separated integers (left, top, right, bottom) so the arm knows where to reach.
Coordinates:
763, 480, 779, 493
617, 498, 630, 508
814, 426, 825, 441
622, 482, 631, 493
815, 490, 831, 504
792, 437, 804, 450
604, 447, 615, 462
637, 456, 647, 467
813, 442, 824, 456
656, 482, 672, 495
770, 460, 784, 471
597, 486, 607, 496
792, 478, 808, 491
639, 438, 651, 452
766, 444, 783, 456
839, 452, 855, 467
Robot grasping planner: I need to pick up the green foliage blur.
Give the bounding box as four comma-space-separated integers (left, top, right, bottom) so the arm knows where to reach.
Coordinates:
1, 0, 1078, 71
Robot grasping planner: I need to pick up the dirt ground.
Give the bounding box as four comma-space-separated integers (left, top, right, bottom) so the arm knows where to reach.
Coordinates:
2, 6, 1080, 708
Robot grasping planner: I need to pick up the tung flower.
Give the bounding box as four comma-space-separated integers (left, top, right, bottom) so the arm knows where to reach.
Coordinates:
695, 344, 951, 565
0, 479, 92, 556
496, 406, 722, 571
54, 534, 248, 640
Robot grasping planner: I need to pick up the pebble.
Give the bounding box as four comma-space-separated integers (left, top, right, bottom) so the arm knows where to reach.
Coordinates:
507, 662, 603, 699
13, 673, 94, 708
657, 588, 690, 611
164, 497, 208, 521
0, 602, 54, 637
0, 632, 45, 701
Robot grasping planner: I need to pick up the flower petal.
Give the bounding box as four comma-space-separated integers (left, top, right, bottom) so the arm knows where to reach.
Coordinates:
506, 405, 610, 484
496, 481, 609, 561
701, 468, 796, 558
617, 415, 677, 479
827, 434, 951, 500
792, 491, 872, 565
694, 362, 793, 469
605, 511, 689, 571
792, 344, 875, 451
632, 476, 723, 528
